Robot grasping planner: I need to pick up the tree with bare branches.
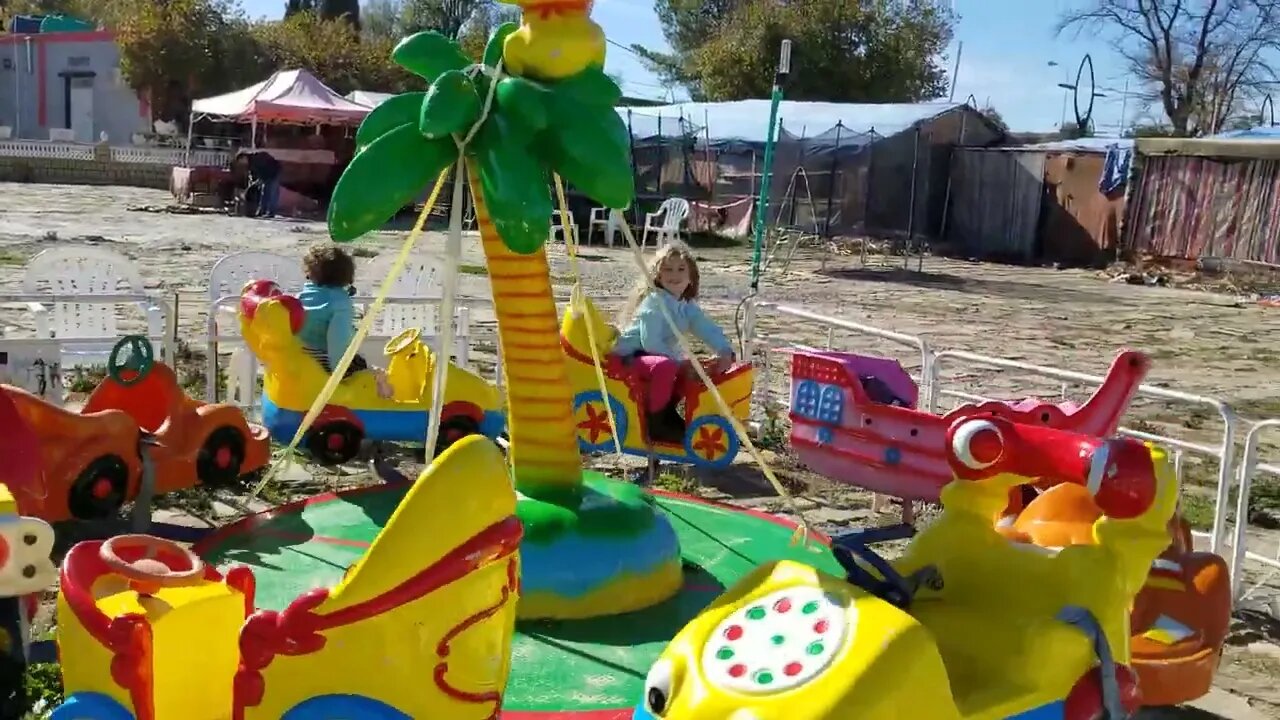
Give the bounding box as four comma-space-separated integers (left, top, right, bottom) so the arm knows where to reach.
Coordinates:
1059, 0, 1280, 136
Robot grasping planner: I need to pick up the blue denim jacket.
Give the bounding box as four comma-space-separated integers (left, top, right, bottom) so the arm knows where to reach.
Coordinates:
297, 282, 356, 365
612, 289, 733, 361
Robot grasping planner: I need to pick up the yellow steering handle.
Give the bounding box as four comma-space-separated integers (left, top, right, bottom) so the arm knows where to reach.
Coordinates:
384, 327, 422, 357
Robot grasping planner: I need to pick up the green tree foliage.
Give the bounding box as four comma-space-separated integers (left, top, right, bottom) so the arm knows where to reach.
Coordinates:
253, 10, 417, 94
641, 0, 954, 102
979, 106, 1008, 134
457, 2, 520, 61
284, 0, 315, 17
401, 0, 488, 38
319, 0, 359, 29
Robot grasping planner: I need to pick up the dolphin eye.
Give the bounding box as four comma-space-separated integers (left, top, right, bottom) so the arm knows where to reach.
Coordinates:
643, 659, 673, 716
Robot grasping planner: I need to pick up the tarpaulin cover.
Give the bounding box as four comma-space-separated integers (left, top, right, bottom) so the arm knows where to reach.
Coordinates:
618, 100, 965, 146
192, 69, 371, 125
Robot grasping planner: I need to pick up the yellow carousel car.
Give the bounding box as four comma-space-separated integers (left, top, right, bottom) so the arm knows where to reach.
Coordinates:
51, 437, 521, 720
637, 416, 1178, 720
559, 296, 754, 469
239, 280, 505, 464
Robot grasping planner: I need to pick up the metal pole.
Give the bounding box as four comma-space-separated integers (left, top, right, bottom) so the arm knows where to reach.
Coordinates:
750, 39, 792, 293
822, 121, 843, 238
1118, 78, 1130, 134
948, 41, 963, 103
903, 126, 920, 269
788, 124, 805, 227
626, 108, 638, 226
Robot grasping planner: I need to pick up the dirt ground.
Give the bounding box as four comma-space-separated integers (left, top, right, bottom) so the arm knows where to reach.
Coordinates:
3, 182, 1280, 718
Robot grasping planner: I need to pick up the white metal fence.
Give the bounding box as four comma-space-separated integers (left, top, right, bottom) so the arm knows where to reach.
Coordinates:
741, 298, 1280, 612
0, 139, 227, 167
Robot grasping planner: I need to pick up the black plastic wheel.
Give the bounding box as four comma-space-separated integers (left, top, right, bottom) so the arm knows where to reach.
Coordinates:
196, 425, 247, 485
305, 421, 364, 465
68, 454, 131, 519
436, 415, 481, 455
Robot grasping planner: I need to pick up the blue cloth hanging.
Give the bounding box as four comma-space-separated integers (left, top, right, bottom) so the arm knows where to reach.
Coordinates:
1100, 144, 1133, 195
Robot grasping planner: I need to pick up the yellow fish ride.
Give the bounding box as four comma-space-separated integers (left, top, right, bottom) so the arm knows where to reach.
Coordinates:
638, 415, 1178, 720
239, 280, 505, 464
560, 297, 755, 468
51, 437, 521, 720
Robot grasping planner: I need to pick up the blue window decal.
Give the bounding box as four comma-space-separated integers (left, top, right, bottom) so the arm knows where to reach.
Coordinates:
793, 379, 821, 420
816, 427, 834, 445
818, 384, 845, 424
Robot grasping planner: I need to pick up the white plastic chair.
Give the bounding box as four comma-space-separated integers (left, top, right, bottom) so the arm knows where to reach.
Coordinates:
587, 207, 623, 246
354, 253, 446, 360
206, 251, 306, 405
22, 246, 166, 368
641, 197, 691, 249
550, 210, 576, 244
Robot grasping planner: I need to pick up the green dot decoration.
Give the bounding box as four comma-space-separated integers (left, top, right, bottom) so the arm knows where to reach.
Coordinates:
746, 606, 766, 620
806, 641, 825, 656
716, 647, 734, 660
801, 600, 820, 615
771, 634, 785, 646
755, 670, 774, 685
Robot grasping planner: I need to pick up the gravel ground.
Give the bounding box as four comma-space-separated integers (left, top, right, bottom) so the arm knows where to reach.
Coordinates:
3, 182, 1280, 718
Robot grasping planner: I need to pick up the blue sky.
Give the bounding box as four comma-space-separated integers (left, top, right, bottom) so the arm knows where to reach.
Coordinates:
241, 0, 1147, 133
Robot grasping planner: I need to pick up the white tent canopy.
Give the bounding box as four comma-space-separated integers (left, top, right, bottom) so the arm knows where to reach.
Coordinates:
347, 90, 395, 109
192, 69, 371, 126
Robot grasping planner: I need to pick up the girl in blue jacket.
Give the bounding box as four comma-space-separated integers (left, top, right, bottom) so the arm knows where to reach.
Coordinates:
612, 242, 735, 442
297, 245, 393, 398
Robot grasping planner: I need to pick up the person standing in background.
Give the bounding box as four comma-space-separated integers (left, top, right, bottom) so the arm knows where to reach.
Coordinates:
231, 149, 284, 218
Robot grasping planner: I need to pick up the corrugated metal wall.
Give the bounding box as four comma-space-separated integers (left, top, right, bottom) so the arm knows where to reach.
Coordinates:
945, 149, 1045, 260
1125, 154, 1280, 264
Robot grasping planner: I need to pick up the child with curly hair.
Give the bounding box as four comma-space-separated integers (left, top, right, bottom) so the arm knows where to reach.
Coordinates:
297, 245, 393, 398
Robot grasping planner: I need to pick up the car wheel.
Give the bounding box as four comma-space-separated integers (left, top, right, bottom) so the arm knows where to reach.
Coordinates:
197, 426, 247, 485
436, 415, 481, 456
68, 455, 131, 520
305, 421, 364, 465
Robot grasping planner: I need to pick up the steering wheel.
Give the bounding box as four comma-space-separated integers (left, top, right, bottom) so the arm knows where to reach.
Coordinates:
100, 534, 205, 596
108, 335, 155, 386
830, 537, 918, 609
384, 327, 421, 356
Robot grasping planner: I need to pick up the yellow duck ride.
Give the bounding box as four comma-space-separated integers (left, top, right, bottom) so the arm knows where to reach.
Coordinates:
560, 297, 755, 468
238, 280, 505, 464
637, 416, 1179, 720
51, 437, 521, 720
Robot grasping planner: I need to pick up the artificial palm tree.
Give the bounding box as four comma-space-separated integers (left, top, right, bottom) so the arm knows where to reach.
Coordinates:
327, 23, 634, 505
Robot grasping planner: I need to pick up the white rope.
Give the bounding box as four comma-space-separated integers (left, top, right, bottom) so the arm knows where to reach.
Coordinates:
610, 209, 814, 546
423, 60, 507, 461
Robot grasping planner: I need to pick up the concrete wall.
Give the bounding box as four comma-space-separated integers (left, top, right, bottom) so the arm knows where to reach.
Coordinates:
0, 31, 149, 143
0, 145, 170, 188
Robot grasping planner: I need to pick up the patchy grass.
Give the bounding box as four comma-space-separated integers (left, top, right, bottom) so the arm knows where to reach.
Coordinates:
65, 366, 107, 394
1180, 492, 1217, 531
459, 263, 488, 276
0, 248, 27, 265
653, 470, 699, 495
21, 662, 63, 717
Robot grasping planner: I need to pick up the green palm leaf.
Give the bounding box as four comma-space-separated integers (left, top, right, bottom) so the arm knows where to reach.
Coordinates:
356, 92, 425, 151
553, 66, 622, 107
329, 125, 458, 242
470, 114, 552, 254
392, 31, 469, 83
544, 106, 634, 209
484, 22, 519, 68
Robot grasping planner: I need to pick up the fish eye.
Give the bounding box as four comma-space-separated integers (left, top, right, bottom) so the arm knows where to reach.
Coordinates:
643, 659, 673, 716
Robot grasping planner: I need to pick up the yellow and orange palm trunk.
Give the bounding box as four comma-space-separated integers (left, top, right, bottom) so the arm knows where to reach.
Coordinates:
469, 169, 583, 498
